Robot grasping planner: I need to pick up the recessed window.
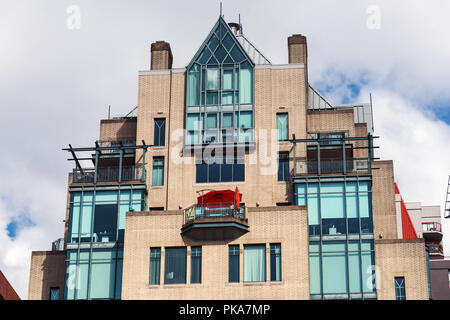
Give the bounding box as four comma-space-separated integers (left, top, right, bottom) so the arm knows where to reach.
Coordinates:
270, 244, 282, 281
277, 113, 289, 141
196, 155, 244, 183
278, 152, 290, 181
191, 247, 202, 284
149, 247, 161, 285
49, 287, 60, 300
94, 204, 118, 242
152, 157, 164, 186
154, 118, 166, 147
395, 277, 406, 300
244, 244, 266, 282
229, 245, 240, 283
164, 247, 187, 285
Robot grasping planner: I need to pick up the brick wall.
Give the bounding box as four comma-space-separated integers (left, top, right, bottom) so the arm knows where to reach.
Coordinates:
0, 271, 20, 300
28, 251, 66, 300
375, 239, 428, 300
121, 206, 309, 299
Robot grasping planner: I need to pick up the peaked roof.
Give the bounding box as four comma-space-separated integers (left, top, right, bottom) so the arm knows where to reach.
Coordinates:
188, 16, 270, 68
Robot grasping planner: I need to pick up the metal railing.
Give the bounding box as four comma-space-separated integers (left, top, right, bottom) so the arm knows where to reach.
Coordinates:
184, 202, 246, 224
422, 222, 442, 233
294, 158, 370, 175
51, 238, 64, 251
96, 140, 136, 154
73, 165, 144, 183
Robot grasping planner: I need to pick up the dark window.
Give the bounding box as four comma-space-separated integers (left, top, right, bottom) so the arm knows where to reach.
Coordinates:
278, 152, 290, 181
94, 204, 118, 242
270, 244, 282, 281
154, 118, 166, 146
191, 246, 202, 284
149, 248, 161, 285
395, 277, 406, 300
276, 202, 292, 206
229, 245, 240, 283
49, 287, 60, 300
164, 247, 187, 284
149, 207, 165, 211
196, 156, 244, 183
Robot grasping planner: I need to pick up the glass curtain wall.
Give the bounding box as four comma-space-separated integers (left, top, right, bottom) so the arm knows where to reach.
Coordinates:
65, 189, 145, 300
186, 18, 254, 145
295, 179, 376, 299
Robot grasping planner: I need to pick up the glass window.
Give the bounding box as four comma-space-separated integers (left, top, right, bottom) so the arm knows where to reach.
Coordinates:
164, 247, 187, 285
50, 287, 60, 300
94, 204, 118, 242
196, 156, 245, 183
277, 113, 289, 141
207, 113, 218, 129
191, 246, 202, 284
187, 64, 200, 106
154, 118, 166, 147
223, 113, 233, 128
149, 247, 161, 285
207, 69, 219, 90
270, 244, 281, 281
229, 245, 240, 283
223, 69, 233, 90
152, 157, 164, 186
309, 242, 321, 294
278, 152, 289, 181
395, 277, 406, 300
322, 242, 347, 294
244, 244, 266, 282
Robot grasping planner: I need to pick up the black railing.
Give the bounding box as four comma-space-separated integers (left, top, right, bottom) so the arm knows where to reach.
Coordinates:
184, 202, 246, 224
295, 158, 370, 175
73, 165, 144, 183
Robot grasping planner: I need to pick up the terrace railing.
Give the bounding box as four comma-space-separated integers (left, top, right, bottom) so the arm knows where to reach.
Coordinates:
72, 165, 144, 183
184, 202, 246, 225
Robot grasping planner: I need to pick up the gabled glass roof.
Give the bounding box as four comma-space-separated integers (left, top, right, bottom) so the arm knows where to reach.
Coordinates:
188, 16, 270, 68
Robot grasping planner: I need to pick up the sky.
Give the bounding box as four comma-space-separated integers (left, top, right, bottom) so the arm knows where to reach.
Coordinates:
0, 0, 449, 299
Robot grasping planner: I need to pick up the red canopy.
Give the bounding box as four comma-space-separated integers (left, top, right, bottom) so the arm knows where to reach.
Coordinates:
197, 189, 243, 209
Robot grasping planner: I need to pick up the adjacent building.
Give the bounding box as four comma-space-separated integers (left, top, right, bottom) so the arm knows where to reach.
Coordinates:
0, 270, 20, 300
28, 15, 431, 300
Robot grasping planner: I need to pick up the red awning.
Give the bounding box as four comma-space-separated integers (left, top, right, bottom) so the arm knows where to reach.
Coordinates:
197, 189, 243, 208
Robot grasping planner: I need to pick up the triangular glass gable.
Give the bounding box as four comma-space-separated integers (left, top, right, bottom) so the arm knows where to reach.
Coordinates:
188, 17, 253, 68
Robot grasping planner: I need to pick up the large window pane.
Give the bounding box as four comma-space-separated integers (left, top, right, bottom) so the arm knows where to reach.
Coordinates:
187, 64, 200, 106
164, 247, 187, 285
322, 242, 347, 294
239, 62, 252, 104
309, 243, 322, 294
223, 69, 233, 90
149, 248, 161, 285
229, 245, 240, 283
206, 69, 219, 90
244, 244, 266, 282
94, 205, 118, 242
191, 246, 202, 284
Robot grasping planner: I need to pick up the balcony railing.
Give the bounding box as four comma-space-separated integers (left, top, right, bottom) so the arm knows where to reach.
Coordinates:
72, 165, 144, 183
184, 202, 246, 225
97, 140, 136, 154
295, 158, 370, 176
422, 222, 442, 233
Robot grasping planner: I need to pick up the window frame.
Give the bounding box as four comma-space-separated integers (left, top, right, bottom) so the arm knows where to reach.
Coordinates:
152, 156, 165, 186
395, 277, 406, 300
153, 118, 166, 147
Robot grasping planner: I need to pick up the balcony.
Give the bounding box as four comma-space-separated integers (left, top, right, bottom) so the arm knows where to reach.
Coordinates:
426, 243, 444, 259
294, 158, 370, 176
422, 222, 443, 242
181, 202, 249, 241
72, 165, 144, 183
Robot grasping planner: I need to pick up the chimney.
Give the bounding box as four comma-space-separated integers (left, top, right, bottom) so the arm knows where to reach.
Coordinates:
228, 22, 240, 36
288, 34, 307, 65
150, 41, 173, 70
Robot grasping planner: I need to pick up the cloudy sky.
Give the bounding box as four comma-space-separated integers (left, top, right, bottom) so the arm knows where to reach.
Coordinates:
0, 0, 449, 299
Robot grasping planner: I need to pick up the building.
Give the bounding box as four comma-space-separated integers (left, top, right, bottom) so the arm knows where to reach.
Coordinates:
0, 270, 20, 300
28, 15, 431, 300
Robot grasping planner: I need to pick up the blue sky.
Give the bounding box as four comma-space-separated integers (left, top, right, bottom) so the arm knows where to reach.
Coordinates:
0, 0, 449, 299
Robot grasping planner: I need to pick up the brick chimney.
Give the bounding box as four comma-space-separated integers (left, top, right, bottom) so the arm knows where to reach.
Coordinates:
288, 34, 307, 65
150, 41, 173, 70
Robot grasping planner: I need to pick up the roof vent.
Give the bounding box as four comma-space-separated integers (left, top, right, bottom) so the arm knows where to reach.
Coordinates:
228, 22, 240, 36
